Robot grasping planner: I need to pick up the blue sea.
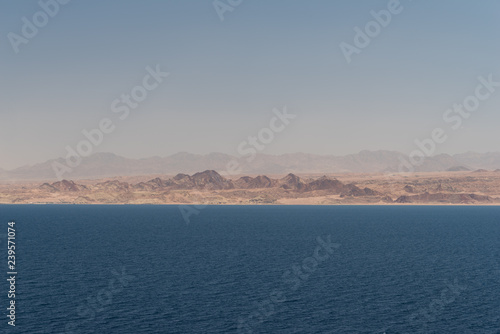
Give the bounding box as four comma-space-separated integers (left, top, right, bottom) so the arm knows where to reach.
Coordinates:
0, 205, 499, 333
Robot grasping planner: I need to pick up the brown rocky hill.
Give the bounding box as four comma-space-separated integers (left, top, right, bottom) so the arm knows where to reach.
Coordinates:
307, 176, 344, 191
191, 170, 234, 190
279, 173, 309, 191
234, 175, 275, 189
39, 180, 87, 192
395, 192, 492, 204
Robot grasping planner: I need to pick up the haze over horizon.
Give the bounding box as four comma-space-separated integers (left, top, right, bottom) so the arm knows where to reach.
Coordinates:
2, 0, 500, 170
4, 149, 500, 172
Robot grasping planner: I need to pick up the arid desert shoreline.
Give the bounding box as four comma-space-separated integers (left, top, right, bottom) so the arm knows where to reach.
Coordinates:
2, 169, 500, 206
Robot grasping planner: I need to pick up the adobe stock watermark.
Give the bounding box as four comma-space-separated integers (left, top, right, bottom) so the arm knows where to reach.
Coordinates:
223, 106, 297, 176
408, 279, 467, 333
178, 106, 296, 224
51, 64, 169, 180
340, 0, 408, 64
237, 235, 340, 333
213, 0, 243, 21
397, 74, 499, 174
63, 266, 135, 334
7, 0, 71, 54
378, 73, 499, 197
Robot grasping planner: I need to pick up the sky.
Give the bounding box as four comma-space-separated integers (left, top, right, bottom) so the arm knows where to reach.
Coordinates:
1, 0, 499, 170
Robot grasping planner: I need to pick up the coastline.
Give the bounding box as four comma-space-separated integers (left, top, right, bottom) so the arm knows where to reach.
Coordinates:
2, 170, 500, 206
2, 202, 500, 206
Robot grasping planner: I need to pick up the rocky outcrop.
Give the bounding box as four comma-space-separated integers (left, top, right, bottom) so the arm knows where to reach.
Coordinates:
28, 171, 498, 205
36, 173, 383, 198
191, 170, 234, 190
381, 195, 393, 203
394, 195, 411, 203
234, 175, 275, 189
134, 171, 234, 191
395, 192, 492, 204
39, 180, 87, 192
404, 185, 415, 193
134, 177, 175, 191
39, 183, 57, 192
170, 173, 195, 189
279, 173, 309, 191
307, 176, 344, 192
340, 184, 380, 197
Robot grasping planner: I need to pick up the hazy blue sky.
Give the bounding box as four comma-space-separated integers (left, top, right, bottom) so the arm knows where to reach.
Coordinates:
1, 0, 499, 169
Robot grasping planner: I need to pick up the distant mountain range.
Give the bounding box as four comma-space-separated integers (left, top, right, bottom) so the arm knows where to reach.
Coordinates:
3, 150, 500, 181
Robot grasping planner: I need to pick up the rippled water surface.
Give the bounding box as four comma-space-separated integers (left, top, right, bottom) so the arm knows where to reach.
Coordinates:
1, 205, 499, 333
